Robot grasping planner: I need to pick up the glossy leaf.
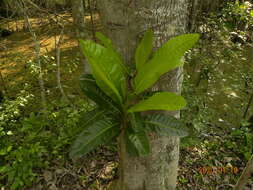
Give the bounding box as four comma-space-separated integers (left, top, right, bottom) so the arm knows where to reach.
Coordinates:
70, 118, 120, 158
125, 126, 150, 156
128, 92, 186, 113
79, 107, 120, 127
95, 32, 113, 49
80, 40, 126, 103
78, 108, 107, 127
96, 32, 130, 76
145, 114, 188, 137
135, 30, 153, 71
125, 131, 139, 156
134, 34, 200, 94
129, 113, 145, 133
80, 74, 121, 112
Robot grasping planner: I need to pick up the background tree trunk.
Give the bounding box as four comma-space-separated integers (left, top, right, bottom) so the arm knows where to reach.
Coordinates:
71, 0, 88, 73
189, 0, 223, 32
97, 1, 189, 189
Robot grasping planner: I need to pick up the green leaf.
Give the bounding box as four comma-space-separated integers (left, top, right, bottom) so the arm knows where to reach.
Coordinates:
95, 32, 113, 49
96, 32, 130, 76
128, 92, 186, 113
135, 30, 153, 71
80, 74, 121, 112
80, 39, 126, 103
142, 90, 162, 99
250, 10, 253, 17
70, 118, 120, 158
129, 113, 145, 132
125, 113, 150, 156
145, 114, 188, 137
78, 108, 107, 127
125, 127, 150, 156
134, 34, 199, 94
124, 132, 139, 156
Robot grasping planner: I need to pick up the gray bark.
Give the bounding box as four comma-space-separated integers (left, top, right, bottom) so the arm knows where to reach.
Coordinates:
71, 0, 88, 73
97, 1, 188, 190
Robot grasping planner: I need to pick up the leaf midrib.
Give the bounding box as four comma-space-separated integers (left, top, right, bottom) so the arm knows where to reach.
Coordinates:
80, 122, 118, 152
83, 110, 105, 126
91, 59, 122, 103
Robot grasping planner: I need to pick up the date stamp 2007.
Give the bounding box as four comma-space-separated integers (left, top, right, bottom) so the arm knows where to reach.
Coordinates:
198, 166, 239, 175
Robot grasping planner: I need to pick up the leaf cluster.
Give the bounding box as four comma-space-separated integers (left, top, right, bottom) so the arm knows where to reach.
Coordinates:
70, 31, 199, 158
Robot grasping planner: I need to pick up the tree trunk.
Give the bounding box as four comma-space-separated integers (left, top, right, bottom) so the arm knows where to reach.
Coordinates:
189, 0, 223, 32
71, 0, 88, 73
97, 1, 188, 189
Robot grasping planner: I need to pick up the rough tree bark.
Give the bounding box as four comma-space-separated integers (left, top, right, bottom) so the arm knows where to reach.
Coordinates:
97, 1, 188, 190
71, 0, 88, 73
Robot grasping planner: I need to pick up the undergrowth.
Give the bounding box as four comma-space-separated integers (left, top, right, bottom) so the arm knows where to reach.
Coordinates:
0, 88, 91, 189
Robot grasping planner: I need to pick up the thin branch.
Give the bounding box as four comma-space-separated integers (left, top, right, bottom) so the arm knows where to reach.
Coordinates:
19, 0, 47, 113
55, 26, 72, 104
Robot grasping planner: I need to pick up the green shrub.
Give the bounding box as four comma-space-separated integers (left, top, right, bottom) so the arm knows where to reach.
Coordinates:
0, 89, 90, 189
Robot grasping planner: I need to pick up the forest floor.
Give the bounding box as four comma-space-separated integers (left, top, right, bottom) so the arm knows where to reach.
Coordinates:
0, 13, 253, 190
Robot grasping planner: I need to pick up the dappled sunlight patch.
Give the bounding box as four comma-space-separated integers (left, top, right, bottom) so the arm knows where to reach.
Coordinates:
0, 15, 83, 98
228, 92, 240, 98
